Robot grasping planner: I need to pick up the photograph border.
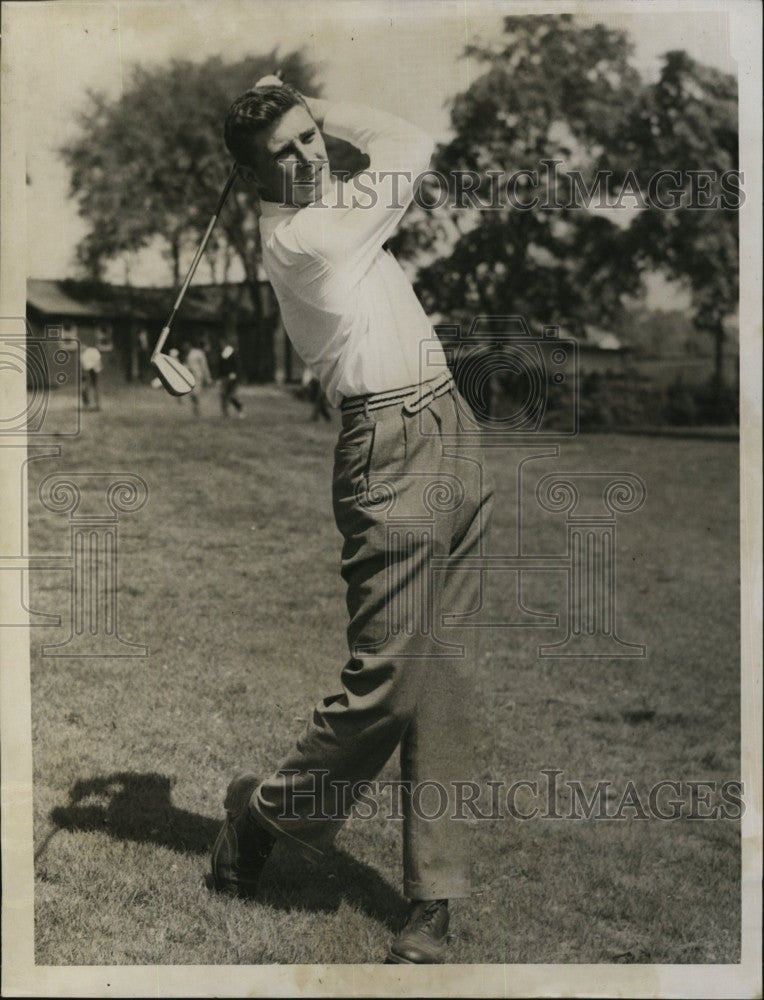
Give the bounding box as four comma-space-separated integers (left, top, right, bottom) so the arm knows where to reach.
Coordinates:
1, 1, 761, 996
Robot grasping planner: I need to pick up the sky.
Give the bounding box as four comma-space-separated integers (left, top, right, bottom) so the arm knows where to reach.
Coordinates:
11, 0, 738, 296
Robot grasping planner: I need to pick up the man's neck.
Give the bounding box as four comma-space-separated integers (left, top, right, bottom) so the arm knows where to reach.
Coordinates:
259, 178, 340, 218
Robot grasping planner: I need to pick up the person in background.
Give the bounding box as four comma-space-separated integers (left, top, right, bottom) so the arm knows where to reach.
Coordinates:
81, 344, 102, 411
219, 341, 245, 418
184, 339, 213, 417
137, 328, 151, 381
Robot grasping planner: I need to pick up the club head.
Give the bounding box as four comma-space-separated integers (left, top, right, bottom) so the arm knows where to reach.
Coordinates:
152, 353, 196, 397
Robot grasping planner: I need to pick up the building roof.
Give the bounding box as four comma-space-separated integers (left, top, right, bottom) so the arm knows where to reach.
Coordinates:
27, 279, 105, 319
27, 278, 268, 325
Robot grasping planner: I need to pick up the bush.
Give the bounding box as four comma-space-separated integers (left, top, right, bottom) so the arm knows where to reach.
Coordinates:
575, 372, 739, 431
460, 367, 739, 432
693, 377, 739, 425
663, 375, 698, 426
577, 372, 660, 431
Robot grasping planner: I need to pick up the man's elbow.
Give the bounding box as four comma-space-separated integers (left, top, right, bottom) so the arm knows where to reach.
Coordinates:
409, 128, 435, 174
371, 124, 435, 176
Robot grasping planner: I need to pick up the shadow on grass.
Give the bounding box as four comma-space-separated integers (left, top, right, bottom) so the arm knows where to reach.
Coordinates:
255, 848, 403, 930
48, 772, 219, 853
47, 771, 403, 928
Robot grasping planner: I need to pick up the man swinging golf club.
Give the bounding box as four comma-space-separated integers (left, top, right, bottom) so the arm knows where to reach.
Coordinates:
212, 75, 494, 964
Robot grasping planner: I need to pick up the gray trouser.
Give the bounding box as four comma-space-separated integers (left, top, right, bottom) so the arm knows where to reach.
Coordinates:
252, 384, 494, 899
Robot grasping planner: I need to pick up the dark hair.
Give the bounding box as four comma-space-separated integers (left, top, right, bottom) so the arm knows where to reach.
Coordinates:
224, 84, 308, 168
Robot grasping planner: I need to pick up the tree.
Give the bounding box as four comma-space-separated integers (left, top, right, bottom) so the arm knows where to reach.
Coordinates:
60, 51, 322, 379
606, 50, 738, 394
390, 15, 646, 332
391, 15, 739, 405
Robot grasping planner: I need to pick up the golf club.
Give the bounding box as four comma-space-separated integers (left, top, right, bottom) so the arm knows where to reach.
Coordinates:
151, 70, 283, 397
151, 162, 239, 396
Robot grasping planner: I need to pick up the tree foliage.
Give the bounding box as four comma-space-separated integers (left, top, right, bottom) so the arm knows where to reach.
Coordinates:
62, 22, 739, 393
391, 14, 739, 391
391, 15, 645, 329
605, 50, 738, 386
61, 50, 321, 290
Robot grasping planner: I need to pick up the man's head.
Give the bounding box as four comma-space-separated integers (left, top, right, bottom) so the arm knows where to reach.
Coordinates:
224, 85, 329, 206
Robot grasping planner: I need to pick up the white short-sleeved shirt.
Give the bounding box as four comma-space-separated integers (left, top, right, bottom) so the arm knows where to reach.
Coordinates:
81, 346, 102, 374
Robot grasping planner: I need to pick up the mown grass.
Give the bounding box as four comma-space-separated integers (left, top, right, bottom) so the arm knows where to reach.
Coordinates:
29, 381, 741, 965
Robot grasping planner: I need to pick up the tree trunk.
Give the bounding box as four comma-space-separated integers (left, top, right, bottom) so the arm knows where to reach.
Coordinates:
124, 268, 139, 382
236, 252, 268, 383
171, 235, 181, 291
713, 321, 724, 395
129, 323, 139, 382
243, 276, 269, 383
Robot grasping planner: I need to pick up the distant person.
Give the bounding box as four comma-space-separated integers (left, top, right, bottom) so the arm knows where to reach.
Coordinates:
169, 348, 184, 404
219, 341, 244, 418
137, 328, 151, 381
81, 345, 102, 411
301, 365, 331, 422
184, 340, 213, 417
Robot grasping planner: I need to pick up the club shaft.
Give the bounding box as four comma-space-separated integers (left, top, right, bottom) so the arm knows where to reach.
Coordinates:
152, 163, 239, 359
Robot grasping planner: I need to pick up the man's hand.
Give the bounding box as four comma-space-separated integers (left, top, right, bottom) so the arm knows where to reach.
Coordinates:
251, 73, 329, 130
253, 74, 283, 89
303, 96, 329, 129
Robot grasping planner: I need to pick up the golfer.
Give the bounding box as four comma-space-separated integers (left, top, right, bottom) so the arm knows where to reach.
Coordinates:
212, 77, 494, 964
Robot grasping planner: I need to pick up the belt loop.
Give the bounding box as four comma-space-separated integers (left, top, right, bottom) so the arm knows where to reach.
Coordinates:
363, 398, 370, 420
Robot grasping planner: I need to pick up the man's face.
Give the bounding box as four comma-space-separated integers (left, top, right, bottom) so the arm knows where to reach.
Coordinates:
249, 105, 329, 206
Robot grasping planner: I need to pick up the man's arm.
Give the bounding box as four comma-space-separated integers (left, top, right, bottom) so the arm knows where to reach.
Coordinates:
303, 96, 330, 130
295, 100, 435, 268
252, 77, 329, 131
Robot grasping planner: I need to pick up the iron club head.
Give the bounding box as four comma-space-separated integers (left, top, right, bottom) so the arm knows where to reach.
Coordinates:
152, 351, 196, 396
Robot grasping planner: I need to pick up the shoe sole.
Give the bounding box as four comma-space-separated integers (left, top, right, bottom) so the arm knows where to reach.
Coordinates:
385, 947, 446, 965
385, 951, 415, 964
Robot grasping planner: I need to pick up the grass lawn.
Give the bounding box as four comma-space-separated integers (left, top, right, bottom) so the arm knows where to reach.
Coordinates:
29, 381, 741, 966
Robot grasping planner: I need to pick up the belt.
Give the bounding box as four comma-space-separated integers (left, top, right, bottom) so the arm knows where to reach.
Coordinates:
341, 373, 454, 416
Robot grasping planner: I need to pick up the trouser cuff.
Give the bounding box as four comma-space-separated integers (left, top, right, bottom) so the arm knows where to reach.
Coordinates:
404, 877, 472, 900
